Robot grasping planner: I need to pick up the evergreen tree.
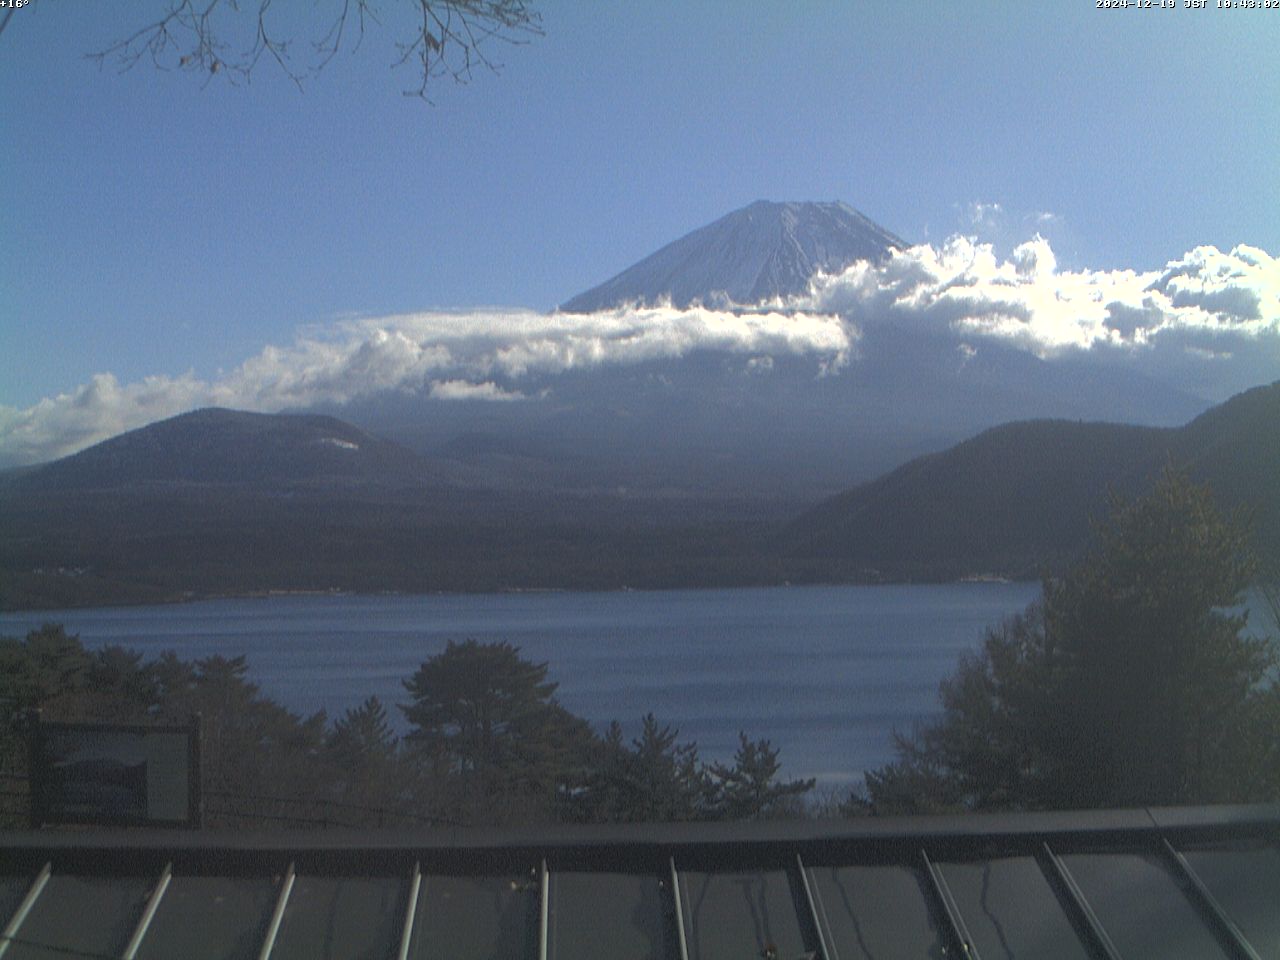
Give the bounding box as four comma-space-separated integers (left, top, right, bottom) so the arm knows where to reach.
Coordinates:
709, 733, 815, 820
1049, 469, 1267, 805
0, 627, 159, 788
151, 653, 330, 823
325, 696, 405, 818
866, 469, 1276, 812
330, 696, 397, 765
575, 715, 712, 822
0, 624, 93, 717
401, 639, 593, 820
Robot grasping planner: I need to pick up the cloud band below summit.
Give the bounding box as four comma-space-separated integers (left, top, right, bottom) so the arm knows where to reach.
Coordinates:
0, 305, 851, 466
802, 237, 1280, 355
2, 236, 1277, 468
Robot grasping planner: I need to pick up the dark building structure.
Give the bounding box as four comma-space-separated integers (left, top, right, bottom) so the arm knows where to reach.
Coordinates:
1, 804, 1277, 958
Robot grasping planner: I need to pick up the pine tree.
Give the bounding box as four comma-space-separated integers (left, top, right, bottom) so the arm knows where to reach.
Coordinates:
1048, 468, 1267, 805
401, 639, 592, 820
866, 469, 1276, 812
325, 696, 404, 819
576, 715, 712, 822
709, 733, 815, 820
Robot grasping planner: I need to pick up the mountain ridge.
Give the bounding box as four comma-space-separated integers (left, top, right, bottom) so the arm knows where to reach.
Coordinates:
2, 382, 1277, 610
6, 407, 475, 492
13, 199, 1210, 505
785, 380, 1280, 579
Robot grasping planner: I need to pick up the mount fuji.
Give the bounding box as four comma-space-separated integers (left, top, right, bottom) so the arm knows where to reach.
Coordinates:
561, 200, 906, 312
339, 200, 1203, 500
7, 200, 1275, 606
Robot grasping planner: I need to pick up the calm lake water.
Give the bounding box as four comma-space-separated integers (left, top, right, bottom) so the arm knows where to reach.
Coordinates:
0, 584, 1043, 786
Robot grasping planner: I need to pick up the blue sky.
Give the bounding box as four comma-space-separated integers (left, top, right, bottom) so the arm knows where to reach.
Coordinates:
2, 1, 1278, 454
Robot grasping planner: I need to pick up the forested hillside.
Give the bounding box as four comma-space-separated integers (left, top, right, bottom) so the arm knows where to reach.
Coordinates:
787, 381, 1280, 580
2, 383, 1277, 609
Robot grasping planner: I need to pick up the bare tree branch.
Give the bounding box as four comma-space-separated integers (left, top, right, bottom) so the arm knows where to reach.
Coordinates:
85, 0, 541, 101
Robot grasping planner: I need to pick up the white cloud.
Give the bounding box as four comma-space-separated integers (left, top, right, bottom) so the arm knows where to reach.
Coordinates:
0, 304, 851, 466
966, 201, 1004, 228
3, 235, 1277, 469
1148, 244, 1276, 326
0, 372, 221, 469
429, 379, 526, 402
802, 236, 1280, 357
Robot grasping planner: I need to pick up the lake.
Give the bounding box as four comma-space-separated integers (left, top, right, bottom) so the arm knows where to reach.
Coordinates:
0, 583, 1043, 787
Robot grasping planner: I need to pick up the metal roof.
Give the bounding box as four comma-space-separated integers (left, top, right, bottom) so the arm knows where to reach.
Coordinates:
1, 804, 1277, 959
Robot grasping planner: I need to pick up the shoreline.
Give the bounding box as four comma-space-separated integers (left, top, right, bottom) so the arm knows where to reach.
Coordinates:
0, 576, 1044, 619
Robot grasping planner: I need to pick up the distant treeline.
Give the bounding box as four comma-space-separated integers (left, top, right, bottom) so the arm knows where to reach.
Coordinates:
0, 490, 811, 611
3, 470, 1277, 828
4, 383, 1277, 612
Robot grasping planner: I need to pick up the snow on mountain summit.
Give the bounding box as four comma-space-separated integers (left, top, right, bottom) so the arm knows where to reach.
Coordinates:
559, 200, 906, 313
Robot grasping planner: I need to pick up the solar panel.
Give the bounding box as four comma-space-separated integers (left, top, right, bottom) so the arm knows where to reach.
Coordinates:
546, 870, 677, 960
937, 855, 1092, 960
1182, 841, 1280, 958
271, 874, 406, 960
132, 874, 280, 960
1, 873, 153, 960
678, 867, 813, 960
1060, 851, 1233, 960
806, 862, 946, 960
0, 805, 1275, 960
0, 876, 30, 943
405, 871, 540, 960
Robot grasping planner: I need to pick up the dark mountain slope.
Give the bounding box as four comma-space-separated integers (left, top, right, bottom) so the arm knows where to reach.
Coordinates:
1169, 381, 1280, 499
786, 381, 1280, 579
3, 384, 1275, 609
0, 408, 790, 610
787, 421, 1170, 578
560, 200, 905, 312
7, 408, 475, 492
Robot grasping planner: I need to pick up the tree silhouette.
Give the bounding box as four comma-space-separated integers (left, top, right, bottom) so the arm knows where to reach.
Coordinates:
866, 468, 1278, 812
84, 0, 542, 101
575, 714, 713, 822
402, 639, 591, 819
710, 733, 815, 820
